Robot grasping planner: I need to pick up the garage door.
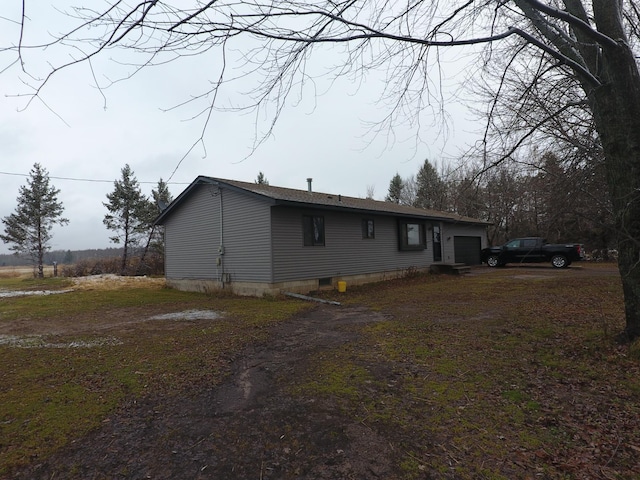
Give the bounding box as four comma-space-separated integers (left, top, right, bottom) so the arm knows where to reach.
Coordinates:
454, 236, 481, 265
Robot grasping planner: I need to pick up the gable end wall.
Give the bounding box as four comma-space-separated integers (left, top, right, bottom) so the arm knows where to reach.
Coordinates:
163, 184, 273, 283
164, 185, 219, 280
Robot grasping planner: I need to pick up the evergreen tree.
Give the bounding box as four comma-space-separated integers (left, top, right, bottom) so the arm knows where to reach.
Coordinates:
255, 171, 269, 185
138, 178, 174, 274
103, 164, 150, 275
385, 173, 404, 204
415, 159, 446, 210
1, 163, 68, 277
152, 178, 173, 211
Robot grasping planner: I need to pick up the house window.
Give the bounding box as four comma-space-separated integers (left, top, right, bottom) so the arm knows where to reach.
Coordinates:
362, 219, 375, 239
398, 220, 426, 251
303, 215, 325, 246
433, 224, 442, 261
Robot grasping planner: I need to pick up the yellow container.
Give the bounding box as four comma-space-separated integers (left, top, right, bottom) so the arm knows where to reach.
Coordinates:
337, 281, 347, 293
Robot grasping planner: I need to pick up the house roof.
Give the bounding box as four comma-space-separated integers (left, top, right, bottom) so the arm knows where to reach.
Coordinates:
155, 176, 490, 226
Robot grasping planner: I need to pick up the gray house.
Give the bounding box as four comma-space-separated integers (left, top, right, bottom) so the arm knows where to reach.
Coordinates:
155, 176, 489, 296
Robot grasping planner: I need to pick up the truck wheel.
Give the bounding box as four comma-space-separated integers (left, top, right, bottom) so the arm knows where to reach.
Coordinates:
486, 255, 502, 267
551, 255, 568, 268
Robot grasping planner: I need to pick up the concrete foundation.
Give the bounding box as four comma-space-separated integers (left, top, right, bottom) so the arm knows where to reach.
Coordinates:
166, 266, 428, 297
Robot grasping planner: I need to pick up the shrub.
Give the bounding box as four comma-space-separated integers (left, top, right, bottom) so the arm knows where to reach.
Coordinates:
61, 255, 164, 278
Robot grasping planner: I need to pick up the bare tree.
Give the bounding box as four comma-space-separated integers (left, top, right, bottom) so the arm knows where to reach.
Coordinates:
365, 184, 375, 200
4, 1, 640, 340
466, 37, 615, 245
399, 175, 418, 207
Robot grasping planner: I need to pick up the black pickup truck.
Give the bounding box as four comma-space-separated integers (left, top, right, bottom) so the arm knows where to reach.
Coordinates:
481, 237, 585, 268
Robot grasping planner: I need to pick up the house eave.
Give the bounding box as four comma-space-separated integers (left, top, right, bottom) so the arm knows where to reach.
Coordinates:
272, 199, 467, 222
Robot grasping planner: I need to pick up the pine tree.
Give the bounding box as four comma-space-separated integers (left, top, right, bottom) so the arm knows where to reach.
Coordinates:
415, 159, 446, 210
1, 163, 68, 277
385, 173, 404, 204
103, 164, 150, 275
138, 178, 173, 274
152, 178, 173, 211
255, 171, 269, 185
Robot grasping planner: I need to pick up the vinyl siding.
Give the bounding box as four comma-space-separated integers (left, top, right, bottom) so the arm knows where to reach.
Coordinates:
164, 185, 273, 282
219, 188, 272, 282
440, 224, 488, 263
164, 185, 219, 279
163, 183, 487, 285
271, 206, 435, 282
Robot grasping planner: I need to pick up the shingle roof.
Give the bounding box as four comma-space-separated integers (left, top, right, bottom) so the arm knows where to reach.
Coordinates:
157, 176, 490, 225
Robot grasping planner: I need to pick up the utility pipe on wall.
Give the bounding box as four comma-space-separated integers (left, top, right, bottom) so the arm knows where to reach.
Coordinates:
219, 187, 225, 287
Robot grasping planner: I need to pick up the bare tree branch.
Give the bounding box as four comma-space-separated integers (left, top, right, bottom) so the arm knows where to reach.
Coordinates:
521, 0, 617, 48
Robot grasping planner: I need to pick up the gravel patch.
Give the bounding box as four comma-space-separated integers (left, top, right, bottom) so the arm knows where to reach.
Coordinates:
0, 334, 123, 348
0, 289, 73, 298
148, 310, 222, 321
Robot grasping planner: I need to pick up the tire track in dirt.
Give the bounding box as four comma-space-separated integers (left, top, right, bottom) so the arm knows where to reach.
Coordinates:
13, 304, 398, 480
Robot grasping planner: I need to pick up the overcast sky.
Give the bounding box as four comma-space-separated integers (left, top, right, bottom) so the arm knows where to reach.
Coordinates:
0, 2, 481, 255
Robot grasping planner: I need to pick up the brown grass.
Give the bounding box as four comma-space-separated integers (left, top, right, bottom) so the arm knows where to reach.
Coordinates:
0, 266, 37, 279
69, 274, 166, 291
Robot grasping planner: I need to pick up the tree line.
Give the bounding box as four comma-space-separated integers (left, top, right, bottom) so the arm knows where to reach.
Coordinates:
0, 248, 123, 268
1, 163, 172, 277
385, 149, 612, 254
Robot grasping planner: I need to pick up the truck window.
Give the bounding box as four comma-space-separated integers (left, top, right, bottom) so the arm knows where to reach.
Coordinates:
523, 239, 537, 248
506, 240, 521, 248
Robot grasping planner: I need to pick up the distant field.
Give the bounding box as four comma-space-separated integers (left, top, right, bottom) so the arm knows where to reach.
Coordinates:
0, 265, 61, 279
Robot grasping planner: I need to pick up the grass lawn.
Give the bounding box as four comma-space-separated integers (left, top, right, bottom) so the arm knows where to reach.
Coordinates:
304, 264, 640, 478
1, 264, 639, 479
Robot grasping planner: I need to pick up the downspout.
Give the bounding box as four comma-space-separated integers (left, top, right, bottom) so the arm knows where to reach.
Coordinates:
219, 187, 225, 288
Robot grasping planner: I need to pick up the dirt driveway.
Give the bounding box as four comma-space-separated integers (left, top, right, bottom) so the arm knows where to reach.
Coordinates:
13, 304, 398, 479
